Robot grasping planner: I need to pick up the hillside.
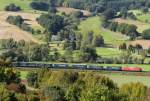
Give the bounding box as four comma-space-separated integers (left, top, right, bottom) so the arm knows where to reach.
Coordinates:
0, 11, 42, 43
79, 16, 128, 46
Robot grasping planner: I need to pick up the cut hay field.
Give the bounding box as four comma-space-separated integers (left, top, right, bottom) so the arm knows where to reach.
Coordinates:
131, 40, 150, 49
0, 11, 42, 43
79, 16, 128, 46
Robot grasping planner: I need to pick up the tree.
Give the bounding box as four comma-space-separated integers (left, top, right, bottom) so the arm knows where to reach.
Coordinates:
26, 72, 38, 88
103, 9, 116, 20
37, 14, 64, 34
31, 45, 49, 61
120, 82, 148, 101
73, 11, 84, 18
5, 3, 21, 11
48, 0, 57, 14
120, 7, 128, 19
81, 31, 94, 46
6, 15, 24, 27
128, 44, 135, 53
5, 68, 21, 84
81, 85, 119, 101
119, 43, 127, 50
30, 2, 49, 11
141, 7, 149, 13
43, 86, 66, 101
92, 35, 104, 47
108, 22, 118, 32
79, 45, 97, 62
142, 29, 150, 39
135, 44, 143, 54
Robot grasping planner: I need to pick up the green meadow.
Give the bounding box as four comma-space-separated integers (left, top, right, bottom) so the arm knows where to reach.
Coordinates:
79, 16, 127, 46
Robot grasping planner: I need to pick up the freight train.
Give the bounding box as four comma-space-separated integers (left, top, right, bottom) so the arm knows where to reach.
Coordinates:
10, 62, 142, 72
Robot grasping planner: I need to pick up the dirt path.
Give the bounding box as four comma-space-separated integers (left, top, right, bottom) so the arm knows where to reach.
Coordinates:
0, 11, 42, 43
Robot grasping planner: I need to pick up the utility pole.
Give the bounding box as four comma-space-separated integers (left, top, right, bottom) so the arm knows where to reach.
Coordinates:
28, 41, 31, 62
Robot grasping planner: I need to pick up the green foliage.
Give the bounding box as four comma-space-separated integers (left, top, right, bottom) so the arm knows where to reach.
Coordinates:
142, 29, 150, 39
120, 82, 149, 101
6, 15, 33, 32
106, 21, 139, 40
31, 45, 49, 61
73, 11, 84, 18
26, 71, 38, 88
43, 86, 66, 101
6, 15, 24, 27
37, 14, 64, 34
5, 3, 21, 11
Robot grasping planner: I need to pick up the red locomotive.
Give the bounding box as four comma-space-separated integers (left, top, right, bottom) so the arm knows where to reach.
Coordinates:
122, 67, 142, 72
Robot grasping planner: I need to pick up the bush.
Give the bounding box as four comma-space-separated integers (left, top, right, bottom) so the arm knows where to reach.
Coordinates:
30, 2, 49, 11
5, 3, 21, 11
142, 29, 150, 39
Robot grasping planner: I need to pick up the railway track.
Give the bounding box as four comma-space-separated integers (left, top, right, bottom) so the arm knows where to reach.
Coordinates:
16, 66, 150, 77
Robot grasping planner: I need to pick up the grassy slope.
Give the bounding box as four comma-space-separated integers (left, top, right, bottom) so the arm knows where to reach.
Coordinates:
104, 74, 150, 87
79, 16, 127, 46
79, 16, 127, 57
129, 10, 150, 32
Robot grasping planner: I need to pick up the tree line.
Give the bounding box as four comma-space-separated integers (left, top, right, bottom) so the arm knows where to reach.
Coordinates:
31, 0, 150, 14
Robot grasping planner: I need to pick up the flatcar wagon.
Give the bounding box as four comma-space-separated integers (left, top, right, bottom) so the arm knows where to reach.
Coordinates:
71, 64, 87, 69
87, 65, 103, 70
106, 66, 122, 71
52, 64, 69, 68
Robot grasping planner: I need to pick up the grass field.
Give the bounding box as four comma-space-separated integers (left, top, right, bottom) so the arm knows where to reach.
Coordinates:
20, 71, 28, 79
79, 16, 127, 46
0, 11, 42, 43
0, 0, 32, 11
103, 74, 150, 87
137, 13, 150, 23
96, 47, 122, 57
